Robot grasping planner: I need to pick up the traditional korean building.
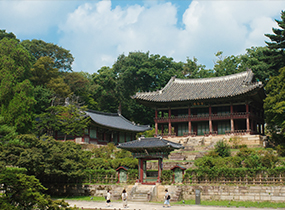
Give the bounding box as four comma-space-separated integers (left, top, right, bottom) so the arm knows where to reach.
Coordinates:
117, 136, 184, 184
132, 70, 266, 137
56, 110, 151, 145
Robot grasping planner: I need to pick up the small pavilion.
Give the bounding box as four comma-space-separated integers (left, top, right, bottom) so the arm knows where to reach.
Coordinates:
117, 136, 184, 184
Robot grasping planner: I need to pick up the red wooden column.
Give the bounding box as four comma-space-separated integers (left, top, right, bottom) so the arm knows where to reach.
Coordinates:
246, 103, 250, 132
168, 108, 172, 136
155, 110, 158, 136
157, 158, 162, 183
209, 106, 212, 134
138, 159, 143, 183
188, 107, 192, 135
230, 104, 234, 132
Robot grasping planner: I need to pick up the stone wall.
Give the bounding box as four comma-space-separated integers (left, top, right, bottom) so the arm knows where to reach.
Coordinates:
181, 185, 285, 202
52, 184, 285, 202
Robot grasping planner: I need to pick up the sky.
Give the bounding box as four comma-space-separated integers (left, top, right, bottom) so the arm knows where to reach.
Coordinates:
1, 0, 285, 74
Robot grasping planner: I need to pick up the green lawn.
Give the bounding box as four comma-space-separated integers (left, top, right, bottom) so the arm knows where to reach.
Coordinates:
55, 196, 285, 208
53, 195, 105, 202
173, 199, 285, 208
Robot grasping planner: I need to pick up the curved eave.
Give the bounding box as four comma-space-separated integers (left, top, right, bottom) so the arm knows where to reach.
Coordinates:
86, 110, 151, 132
134, 87, 264, 108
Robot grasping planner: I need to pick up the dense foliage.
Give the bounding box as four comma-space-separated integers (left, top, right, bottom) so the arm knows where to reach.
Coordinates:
0, 167, 76, 210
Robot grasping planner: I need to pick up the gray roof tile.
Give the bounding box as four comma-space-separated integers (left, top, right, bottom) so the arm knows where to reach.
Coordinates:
133, 70, 263, 102
86, 110, 151, 132
117, 137, 184, 149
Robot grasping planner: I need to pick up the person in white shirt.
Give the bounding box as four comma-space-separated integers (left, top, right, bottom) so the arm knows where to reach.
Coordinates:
106, 190, 111, 207
163, 189, 170, 207
121, 189, 128, 208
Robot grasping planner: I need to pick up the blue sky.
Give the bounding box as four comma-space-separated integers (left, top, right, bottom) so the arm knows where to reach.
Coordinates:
1, 0, 285, 74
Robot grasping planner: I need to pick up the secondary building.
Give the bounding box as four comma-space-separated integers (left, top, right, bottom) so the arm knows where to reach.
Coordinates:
132, 70, 265, 137
55, 110, 151, 145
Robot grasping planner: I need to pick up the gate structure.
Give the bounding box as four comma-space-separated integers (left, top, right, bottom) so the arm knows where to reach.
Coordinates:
117, 136, 184, 184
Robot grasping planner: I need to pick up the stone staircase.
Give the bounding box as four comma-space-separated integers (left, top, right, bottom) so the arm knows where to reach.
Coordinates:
170, 186, 182, 202
129, 185, 155, 202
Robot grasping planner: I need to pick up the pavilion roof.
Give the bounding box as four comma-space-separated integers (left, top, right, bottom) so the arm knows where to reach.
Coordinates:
132, 70, 264, 103
86, 110, 151, 132
117, 137, 184, 151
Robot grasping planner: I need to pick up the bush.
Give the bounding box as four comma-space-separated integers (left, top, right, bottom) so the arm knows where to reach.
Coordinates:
110, 158, 138, 169
161, 170, 173, 184
214, 140, 231, 157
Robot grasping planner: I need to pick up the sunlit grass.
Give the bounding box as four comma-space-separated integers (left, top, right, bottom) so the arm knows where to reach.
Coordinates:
53, 195, 105, 202
173, 199, 285, 208
55, 196, 285, 208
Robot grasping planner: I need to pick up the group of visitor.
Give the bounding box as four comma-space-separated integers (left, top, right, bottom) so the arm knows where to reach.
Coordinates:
105, 189, 171, 208
105, 189, 128, 208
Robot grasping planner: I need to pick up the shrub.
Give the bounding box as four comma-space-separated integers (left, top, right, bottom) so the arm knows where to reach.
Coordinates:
161, 170, 173, 184
236, 147, 255, 159
214, 140, 231, 157
110, 158, 138, 169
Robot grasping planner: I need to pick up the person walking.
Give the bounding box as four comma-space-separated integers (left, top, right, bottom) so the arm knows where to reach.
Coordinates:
106, 190, 111, 207
163, 189, 171, 207
121, 189, 128, 208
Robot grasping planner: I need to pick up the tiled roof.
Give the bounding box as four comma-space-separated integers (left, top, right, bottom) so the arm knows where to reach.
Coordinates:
132, 70, 263, 102
117, 137, 184, 149
86, 110, 151, 132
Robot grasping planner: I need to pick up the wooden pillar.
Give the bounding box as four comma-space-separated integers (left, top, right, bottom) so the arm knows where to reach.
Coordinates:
155, 110, 158, 136
157, 158, 162, 183
188, 107, 192, 134
258, 123, 261, 134
168, 108, 172, 136
209, 106, 212, 133
139, 159, 143, 183
230, 104, 234, 132
246, 103, 250, 132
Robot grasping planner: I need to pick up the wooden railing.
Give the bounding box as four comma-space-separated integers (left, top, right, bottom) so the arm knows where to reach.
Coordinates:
184, 174, 285, 185
155, 112, 252, 122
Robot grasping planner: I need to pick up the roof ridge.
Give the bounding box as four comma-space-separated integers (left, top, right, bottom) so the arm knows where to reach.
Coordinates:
87, 109, 118, 116
174, 70, 249, 84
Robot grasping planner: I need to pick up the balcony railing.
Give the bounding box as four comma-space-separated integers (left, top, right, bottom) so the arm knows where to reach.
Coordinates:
155, 112, 251, 122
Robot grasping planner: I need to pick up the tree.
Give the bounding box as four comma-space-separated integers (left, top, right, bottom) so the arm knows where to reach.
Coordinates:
92, 66, 119, 113
63, 71, 98, 110
0, 29, 17, 41
36, 102, 90, 140
213, 51, 243, 77
214, 140, 231, 158
30, 56, 59, 86
33, 85, 54, 115
57, 104, 90, 141
264, 67, 285, 140
0, 38, 35, 133
0, 115, 18, 145
0, 167, 75, 209
112, 52, 184, 125
0, 134, 91, 186
21, 39, 74, 72
264, 10, 285, 79
182, 57, 213, 78
239, 46, 274, 84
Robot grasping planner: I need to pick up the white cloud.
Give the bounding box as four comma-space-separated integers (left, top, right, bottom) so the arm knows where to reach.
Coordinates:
0, 0, 78, 38
1, 0, 285, 73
